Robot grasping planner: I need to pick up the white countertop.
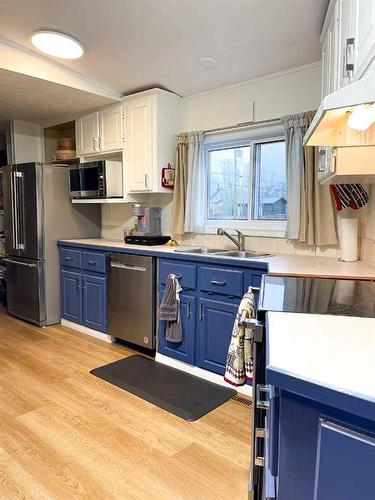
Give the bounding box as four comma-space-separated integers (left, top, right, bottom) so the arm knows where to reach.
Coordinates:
267, 311, 375, 402
59, 238, 375, 280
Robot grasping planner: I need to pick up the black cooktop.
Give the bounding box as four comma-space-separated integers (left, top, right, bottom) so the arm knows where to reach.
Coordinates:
258, 275, 375, 318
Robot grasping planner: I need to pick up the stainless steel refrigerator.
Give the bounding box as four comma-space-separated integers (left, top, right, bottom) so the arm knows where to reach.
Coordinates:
2, 162, 101, 326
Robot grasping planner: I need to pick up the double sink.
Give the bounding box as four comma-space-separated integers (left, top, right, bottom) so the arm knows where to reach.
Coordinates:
174, 247, 272, 259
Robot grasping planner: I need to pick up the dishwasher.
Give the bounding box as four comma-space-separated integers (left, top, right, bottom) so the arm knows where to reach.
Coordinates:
108, 253, 156, 349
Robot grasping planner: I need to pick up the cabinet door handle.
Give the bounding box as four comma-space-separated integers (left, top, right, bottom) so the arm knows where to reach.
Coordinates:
76, 276, 80, 291
93, 137, 99, 151
210, 280, 226, 287
144, 173, 149, 189
187, 301, 192, 319
82, 278, 85, 292
65, 256, 73, 262
88, 260, 97, 266
199, 303, 204, 321
345, 37, 355, 74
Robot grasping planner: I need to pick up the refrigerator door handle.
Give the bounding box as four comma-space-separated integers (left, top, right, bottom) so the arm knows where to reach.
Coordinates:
15, 171, 25, 250
3, 258, 37, 268
11, 170, 19, 250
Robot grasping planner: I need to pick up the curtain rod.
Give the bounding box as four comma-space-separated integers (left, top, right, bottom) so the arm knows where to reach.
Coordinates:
203, 118, 282, 135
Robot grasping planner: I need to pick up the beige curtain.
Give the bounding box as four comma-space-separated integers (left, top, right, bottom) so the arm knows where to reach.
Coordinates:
299, 112, 337, 246
282, 111, 337, 246
170, 132, 204, 237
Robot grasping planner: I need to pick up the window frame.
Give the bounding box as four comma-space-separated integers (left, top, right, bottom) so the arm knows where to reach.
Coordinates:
203, 125, 287, 237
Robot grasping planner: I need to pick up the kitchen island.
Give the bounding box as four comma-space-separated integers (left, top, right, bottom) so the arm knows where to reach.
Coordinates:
263, 312, 375, 500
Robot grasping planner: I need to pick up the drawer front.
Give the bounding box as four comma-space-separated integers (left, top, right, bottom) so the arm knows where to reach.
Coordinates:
159, 260, 197, 290
82, 251, 106, 274
60, 248, 82, 269
199, 266, 244, 297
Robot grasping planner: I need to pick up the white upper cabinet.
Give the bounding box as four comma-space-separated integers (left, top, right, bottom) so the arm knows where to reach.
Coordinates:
321, 2, 340, 98
321, 0, 375, 98
76, 111, 100, 155
352, 0, 375, 79
123, 89, 182, 193
99, 104, 124, 152
76, 103, 123, 156
125, 96, 153, 192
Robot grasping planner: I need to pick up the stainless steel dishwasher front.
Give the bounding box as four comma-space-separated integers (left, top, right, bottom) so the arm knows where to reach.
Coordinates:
108, 253, 156, 349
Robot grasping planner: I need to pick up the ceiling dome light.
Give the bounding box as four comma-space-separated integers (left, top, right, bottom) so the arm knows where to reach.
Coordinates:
347, 103, 375, 131
31, 31, 84, 59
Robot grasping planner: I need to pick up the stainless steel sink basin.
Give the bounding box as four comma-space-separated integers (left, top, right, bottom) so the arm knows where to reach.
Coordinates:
174, 247, 272, 258
174, 247, 219, 254
215, 250, 272, 258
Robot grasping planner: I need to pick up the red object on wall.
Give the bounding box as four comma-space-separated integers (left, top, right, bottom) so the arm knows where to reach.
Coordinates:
161, 163, 175, 189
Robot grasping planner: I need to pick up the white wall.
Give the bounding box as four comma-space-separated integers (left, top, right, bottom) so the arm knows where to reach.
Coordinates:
102, 63, 332, 255
182, 62, 321, 131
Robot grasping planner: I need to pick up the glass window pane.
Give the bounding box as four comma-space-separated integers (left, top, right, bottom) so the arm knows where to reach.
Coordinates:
252, 141, 287, 220
207, 146, 249, 220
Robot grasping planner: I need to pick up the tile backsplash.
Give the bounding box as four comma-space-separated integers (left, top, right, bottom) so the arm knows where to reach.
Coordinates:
101, 185, 375, 265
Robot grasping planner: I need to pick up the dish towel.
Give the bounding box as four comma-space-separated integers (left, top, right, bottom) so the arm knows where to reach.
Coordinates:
330, 184, 369, 211
158, 274, 183, 342
224, 288, 256, 386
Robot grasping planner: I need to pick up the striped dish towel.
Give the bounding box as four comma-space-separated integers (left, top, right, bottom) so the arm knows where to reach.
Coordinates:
330, 184, 369, 211
224, 288, 256, 386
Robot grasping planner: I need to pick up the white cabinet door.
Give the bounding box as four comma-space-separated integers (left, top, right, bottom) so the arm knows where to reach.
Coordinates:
125, 97, 153, 192
321, 3, 340, 98
353, 0, 375, 79
99, 103, 124, 152
76, 112, 100, 155
321, 33, 331, 98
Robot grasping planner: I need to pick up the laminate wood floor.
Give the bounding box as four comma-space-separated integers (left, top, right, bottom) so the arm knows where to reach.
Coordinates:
0, 308, 251, 499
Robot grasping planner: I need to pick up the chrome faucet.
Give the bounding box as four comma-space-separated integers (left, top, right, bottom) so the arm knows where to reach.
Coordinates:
217, 228, 246, 251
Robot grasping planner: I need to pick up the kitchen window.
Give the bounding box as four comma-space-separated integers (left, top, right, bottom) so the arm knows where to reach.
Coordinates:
204, 125, 287, 235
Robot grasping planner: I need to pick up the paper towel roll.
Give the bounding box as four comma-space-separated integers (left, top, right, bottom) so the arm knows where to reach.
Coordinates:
340, 217, 359, 262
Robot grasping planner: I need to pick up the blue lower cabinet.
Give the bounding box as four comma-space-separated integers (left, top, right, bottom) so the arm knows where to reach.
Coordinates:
196, 297, 238, 375
274, 389, 375, 500
61, 270, 82, 324
314, 420, 375, 500
158, 294, 196, 364
82, 274, 107, 333
60, 246, 107, 334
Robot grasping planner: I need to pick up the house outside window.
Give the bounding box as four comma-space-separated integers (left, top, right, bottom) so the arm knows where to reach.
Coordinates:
204, 124, 287, 236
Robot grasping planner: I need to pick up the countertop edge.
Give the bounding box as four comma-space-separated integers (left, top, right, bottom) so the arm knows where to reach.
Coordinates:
266, 365, 375, 422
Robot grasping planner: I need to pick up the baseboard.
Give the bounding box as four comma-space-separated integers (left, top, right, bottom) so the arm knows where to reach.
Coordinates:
155, 353, 253, 397
61, 319, 113, 343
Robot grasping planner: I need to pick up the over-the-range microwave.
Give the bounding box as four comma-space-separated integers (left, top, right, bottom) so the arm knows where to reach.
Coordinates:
69, 160, 123, 199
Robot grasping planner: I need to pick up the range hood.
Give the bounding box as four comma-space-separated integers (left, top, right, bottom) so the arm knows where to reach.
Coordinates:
304, 72, 375, 147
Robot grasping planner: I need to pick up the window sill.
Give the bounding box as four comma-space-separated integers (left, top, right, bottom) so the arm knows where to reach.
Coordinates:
202, 219, 287, 238
202, 227, 287, 238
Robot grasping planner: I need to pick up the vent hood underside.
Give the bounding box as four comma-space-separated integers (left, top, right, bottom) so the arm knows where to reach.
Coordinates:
304, 72, 375, 147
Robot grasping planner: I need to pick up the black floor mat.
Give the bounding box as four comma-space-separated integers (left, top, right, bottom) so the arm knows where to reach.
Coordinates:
90, 355, 236, 421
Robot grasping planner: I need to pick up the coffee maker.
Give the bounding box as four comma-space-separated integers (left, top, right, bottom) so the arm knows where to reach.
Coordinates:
133, 204, 161, 236
124, 204, 171, 246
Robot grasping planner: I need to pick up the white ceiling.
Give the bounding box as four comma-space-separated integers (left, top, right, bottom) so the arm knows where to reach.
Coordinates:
0, 69, 117, 125
0, 0, 328, 97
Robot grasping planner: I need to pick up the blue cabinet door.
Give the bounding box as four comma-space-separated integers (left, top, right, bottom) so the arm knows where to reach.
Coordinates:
158, 294, 196, 364
61, 270, 82, 324
314, 419, 375, 500
196, 297, 238, 375
82, 274, 107, 333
